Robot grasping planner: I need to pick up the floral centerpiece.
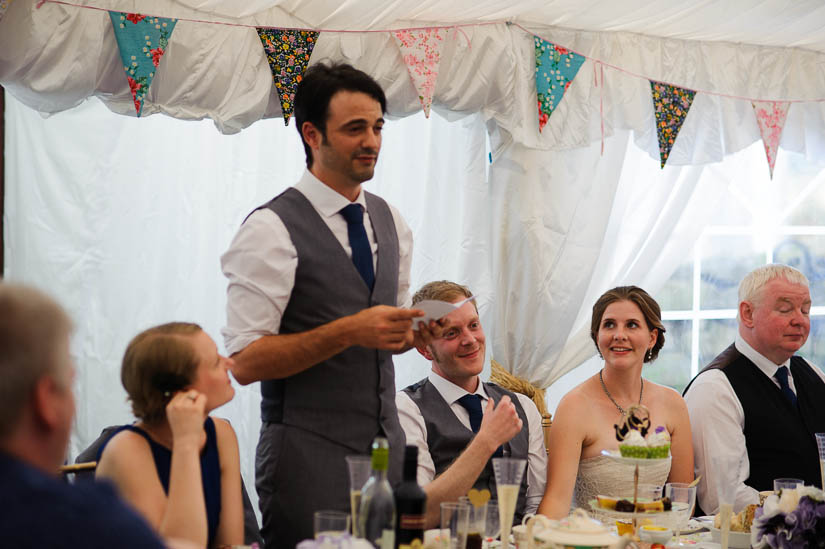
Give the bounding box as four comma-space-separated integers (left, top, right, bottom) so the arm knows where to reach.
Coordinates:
751, 485, 825, 548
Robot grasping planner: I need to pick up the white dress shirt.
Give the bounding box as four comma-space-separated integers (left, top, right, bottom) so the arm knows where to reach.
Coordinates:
684, 334, 825, 514
396, 372, 548, 514
221, 170, 414, 355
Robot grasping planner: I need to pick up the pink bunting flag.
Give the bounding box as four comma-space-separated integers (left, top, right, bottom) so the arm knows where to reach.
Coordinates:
752, 101, 790, 179
393, 28, 446, 117
0, 0, 13, 23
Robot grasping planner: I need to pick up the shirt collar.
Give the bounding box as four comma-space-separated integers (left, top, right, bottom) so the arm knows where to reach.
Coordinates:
735, 332, 790, 378
427, 371, 487, 404
294, 169, 367, 219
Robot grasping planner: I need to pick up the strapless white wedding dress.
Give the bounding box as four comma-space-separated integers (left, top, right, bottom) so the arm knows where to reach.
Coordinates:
573, 453, 671, 510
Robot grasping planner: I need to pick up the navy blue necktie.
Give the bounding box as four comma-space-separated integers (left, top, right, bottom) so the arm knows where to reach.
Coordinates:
774, 366, 797, 407
457, 394, 484, 433
340, 204, 375, 290
457, 394, 505, 457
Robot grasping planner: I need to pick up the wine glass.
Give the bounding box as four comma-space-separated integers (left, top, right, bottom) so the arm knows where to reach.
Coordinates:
665, 482, 697, 547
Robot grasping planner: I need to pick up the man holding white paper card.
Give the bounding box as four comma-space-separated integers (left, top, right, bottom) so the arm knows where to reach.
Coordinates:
397, 281, 547, 528
221, 63, 436, 548
683, 264, 825, 515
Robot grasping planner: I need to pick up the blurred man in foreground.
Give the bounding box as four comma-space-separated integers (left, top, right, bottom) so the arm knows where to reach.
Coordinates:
0, 282, 165, 548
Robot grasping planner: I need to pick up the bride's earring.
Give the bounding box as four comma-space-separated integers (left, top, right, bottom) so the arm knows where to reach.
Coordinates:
646, 348, 652, 361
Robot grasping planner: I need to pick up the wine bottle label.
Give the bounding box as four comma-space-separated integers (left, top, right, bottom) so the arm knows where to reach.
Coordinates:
399, 514, 426, 529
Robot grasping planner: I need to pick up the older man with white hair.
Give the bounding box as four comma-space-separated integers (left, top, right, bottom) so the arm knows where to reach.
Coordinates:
683, 264, 825, 514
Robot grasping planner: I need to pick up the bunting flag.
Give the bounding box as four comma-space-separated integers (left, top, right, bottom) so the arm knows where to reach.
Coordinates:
109, 12, 177, 117
257, 29, 319, 125
650, 81, 696, 168
534, 37, 586, 132
0, 0, 13, 23
752, 101, 790, 179
393, 29, 446, 118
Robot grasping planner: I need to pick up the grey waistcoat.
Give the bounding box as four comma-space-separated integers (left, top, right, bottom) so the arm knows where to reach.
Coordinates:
257, 187, 405, 483
403, 379, 531, 524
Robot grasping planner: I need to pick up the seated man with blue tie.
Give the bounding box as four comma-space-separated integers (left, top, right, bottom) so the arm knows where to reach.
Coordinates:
396, 281, 547, 528
683, 264, 825, 514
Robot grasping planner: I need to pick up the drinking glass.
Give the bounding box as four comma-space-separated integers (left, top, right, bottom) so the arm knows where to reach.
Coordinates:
458, 496, 487, 549
314, 510, 350, 539
441, 502, 470, 549
484, 500, 500, 541
773, 478, 803, 493
664, 482, 696, 547
345, 455, 372, 537
817, 433, 825, 490
712, 453, 743, 549
492, 457, 526, 546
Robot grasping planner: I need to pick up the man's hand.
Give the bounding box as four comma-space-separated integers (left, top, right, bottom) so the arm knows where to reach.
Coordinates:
350, 305, 424, 351
475, 396, 522, 454
411, 318, 444, 349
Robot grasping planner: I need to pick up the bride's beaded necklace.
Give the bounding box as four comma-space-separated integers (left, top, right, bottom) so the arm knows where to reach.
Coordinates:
599, 369, 643, 415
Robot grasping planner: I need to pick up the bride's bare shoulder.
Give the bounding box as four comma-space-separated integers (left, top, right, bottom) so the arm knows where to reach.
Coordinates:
556, 375, 601, 413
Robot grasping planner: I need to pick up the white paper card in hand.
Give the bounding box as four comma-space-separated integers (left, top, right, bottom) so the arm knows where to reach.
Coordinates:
412, 296, 474, 329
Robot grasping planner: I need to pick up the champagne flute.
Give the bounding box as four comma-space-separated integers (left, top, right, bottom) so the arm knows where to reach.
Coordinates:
345, 455, 372, 537
492, 457, 526, 545
665, 482, 696, 547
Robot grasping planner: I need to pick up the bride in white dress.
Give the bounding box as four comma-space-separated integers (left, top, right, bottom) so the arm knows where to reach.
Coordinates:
537, 286, 694, 518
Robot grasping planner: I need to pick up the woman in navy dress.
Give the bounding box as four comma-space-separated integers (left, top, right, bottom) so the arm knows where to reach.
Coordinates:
97, 322, 243, 548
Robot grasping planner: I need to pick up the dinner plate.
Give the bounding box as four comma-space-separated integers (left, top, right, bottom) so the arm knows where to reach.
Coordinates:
599, 449, 671, 466
709, 526, 752, 548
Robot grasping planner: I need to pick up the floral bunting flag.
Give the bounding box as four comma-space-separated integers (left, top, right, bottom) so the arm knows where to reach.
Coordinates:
0, 0, 13, 23
752, 100, 790, 179
109, 12, 177, 117
257, 29, 319, 125
534, 37, 586, 131
650, 81, 696, 168
393, 29, 445, 118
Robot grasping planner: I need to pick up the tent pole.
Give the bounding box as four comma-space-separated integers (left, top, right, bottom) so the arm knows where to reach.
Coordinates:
0, 85, 4, 278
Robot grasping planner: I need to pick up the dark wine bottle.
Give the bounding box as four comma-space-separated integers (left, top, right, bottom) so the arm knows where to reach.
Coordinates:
394, 445, 427, 548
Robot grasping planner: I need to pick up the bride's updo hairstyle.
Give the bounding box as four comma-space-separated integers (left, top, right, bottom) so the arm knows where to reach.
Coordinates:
590, 286, 666, 363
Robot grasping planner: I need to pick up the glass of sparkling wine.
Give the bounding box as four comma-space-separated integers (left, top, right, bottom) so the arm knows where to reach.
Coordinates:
492, 457, 526, 545
346, 455, 373, 537
664, 483, 696, 547
816, 433, 825, 491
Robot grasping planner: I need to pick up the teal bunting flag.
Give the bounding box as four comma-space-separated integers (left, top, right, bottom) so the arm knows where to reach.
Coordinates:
109, 12, 178, 117
650, 80, 696, 168
534, 37, 586, 131
257, 29, 319, 125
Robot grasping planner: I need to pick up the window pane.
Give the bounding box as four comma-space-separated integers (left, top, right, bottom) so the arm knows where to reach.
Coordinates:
656, 261, 693, 311
698, 318, 738, 369
799, 316, 825, 374
646, 319, 691, 393
773, 236, 825, 306
700, 236, 763, 309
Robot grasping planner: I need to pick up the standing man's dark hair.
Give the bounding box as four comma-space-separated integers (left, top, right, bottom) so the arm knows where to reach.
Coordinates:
293, 63, 387, 169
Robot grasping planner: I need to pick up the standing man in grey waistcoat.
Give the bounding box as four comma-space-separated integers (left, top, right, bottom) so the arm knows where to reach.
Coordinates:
397, 281, 547, 528
221, 63, 433, 549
